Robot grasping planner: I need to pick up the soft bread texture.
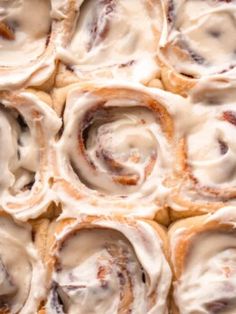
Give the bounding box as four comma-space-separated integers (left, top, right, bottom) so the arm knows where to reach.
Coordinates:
160, 62, 196, 97
44, 215, 172, 314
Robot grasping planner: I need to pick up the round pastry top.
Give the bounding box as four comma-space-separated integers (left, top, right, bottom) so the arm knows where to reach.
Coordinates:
0, 214, 46, 313
47, 218, 171, 314
57, 0, 163, 83
0, 0, 51, 67
160, 0, 236, 79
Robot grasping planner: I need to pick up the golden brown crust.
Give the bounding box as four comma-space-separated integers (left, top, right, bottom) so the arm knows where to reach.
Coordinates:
55, 63, 83, 89
147, 78, 164, 90
51, 84, 75, 117
0, 21, 15, 40
30, 218, 50, 263
155, 207, 170, 226
160, 61, 196, 97
24, 88, 53, 108
33, 62, 59, 93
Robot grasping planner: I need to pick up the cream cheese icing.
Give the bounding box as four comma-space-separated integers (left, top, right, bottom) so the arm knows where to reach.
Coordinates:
160, 0, 236, 79
0, 0, 62, 89
0, 214, 46, 313
206, 205, 236, 226
46, 218, 171, 314
0, 0, 51, 67
187, 85, 236, 190
53, 81, 185, 219
52, 78, 236, 214
56, 0, 163, 83
165, 78, 236, 211
0, 91, 61, 220
174, 232, 236, 314
171, 207, 236, 314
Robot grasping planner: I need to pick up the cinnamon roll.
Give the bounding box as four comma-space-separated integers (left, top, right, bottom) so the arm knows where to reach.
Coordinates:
52, 82, 183, 224
0, 90, 61, 221
159, 0, 236, 95
0, 0, 62, 90
169, 206, 236, 314
169, 79, 236, 219
0, 212, 47, 313
45, 216, 171, 314
55, 0, 164, 86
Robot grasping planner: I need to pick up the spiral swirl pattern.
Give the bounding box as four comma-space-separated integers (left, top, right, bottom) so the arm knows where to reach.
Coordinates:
0, 90, 61, 220
56, 0, 163, 83
160, 0, 236, 79
0, 0, 61, 89
53, 82, 179, 222
169, 80, 236, 217
170, 207, 236, 314
46, 217, 171, 314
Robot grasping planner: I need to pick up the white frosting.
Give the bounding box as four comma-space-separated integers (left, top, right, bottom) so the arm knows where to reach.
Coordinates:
57, 0, 163, 83
166, 79, 236, 210
0, 0, 50, 66
53, 78, 236, 213
160, 0, 236, 79
0, 215, 46, 313
53, 81, 186, 219
206, 206, 236, 226
173, 226, 236, 314
0, 91, 61, 220
46, 218, 171, 314
187, 98, 236, 189
0, 0, 61, 89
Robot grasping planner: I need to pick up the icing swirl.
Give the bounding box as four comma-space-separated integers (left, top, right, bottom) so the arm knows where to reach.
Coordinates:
56, 0, 163, 83
0, 214, 46, 313
169, 79, 236, 214
0, 0, 61, 89
53, 82, 180, 220
160, 0, 236, 79
0, 91, 61, 220
46, 217, 171, 314
170, 208, 236, 314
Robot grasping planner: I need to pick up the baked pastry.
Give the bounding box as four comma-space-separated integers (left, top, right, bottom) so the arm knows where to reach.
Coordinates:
159, 0, 236, 95
0, 89, 61, 221
0, 212, 47, 313
52, 81, 185, 224
0, 0, 62, 90
169, 206, 236, 314
55, 0, 164, 86
169, 79, 236, 219
45, 215, 171, 314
